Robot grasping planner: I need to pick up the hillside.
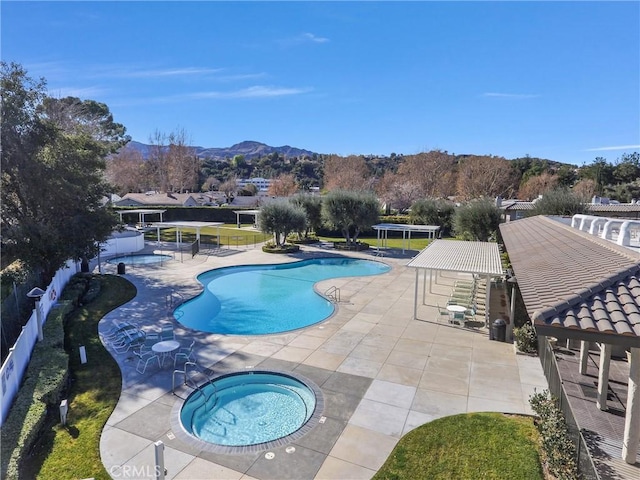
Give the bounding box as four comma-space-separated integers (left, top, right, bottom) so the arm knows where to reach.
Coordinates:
126, 140, 319, 161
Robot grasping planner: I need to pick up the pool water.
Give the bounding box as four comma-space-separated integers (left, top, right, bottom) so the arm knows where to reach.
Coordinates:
174, 257, 390, 334
180, 372, 316, 447
107, 254, 172, 265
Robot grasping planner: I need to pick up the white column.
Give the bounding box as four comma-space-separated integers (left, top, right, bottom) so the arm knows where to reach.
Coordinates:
622, 347, 640, 464
413, 269, 419, 320
422, 270, 427, 304
579, 341, 589, 375
508, 285, 516, 342
596, 343, 612, 411
485, 275, 491, 326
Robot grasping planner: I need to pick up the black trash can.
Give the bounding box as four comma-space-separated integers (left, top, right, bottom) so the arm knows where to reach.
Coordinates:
80, 259, 89, 273
117, 262, 126, 275
492, 319, 506, 342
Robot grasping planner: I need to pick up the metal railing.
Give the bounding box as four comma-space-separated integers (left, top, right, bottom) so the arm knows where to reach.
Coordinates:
324, 286, 340, 303
538, 336, 600, 480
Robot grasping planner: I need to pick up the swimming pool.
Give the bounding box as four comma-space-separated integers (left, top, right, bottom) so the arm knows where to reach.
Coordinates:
107, 254, 172, 265
174, 257, 390, 334
179, 371, 319, 448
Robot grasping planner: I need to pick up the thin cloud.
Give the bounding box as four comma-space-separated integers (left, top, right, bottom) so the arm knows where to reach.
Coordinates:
192, 85, 312, 99
114, 67, 224, 78
302, 33, 330, 43
585, 145, 640, 151
278, 32, 330, 47
482, 92, 540, 99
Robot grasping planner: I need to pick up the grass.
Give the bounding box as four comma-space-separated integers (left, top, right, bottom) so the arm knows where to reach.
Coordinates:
144, 223, 270, 247
318, 235, 433, 252
374, 412, 543, 480
22, 275, 136, 480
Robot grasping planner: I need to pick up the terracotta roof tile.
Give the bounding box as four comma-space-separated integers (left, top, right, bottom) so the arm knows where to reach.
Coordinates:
500, 215, 640, 347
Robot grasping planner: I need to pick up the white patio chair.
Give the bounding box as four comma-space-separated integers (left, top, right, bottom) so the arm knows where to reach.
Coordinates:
174, 340, 196, 368
134, 350, 161, 374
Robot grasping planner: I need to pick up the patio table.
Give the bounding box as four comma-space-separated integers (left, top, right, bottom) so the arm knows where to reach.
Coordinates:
152, 340, 180, 367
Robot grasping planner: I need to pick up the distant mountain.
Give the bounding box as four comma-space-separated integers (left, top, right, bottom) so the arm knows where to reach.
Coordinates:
126, 140, 319, 161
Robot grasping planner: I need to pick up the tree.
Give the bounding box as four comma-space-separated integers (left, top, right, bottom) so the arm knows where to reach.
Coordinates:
456, 155, 520, 200
453, 199, 501, 242
518, 172, 559, 200
259, 201, 306, 247
166, 128, 199, 193
396, 150, 456, 198
268, 173, 298, 197
572, 179, 596, 200
290, 194, 322, 239
530, 188, 587, 216
322, 155, 372, 191
578, 157, 615, 194
105, 147, 146, 194
322, 190, 379, 245
375, 171, 422, 214
613, 152, 640, 184
409, 198, 455, 236
1, 62, 124, 281
219, 176, 238, 203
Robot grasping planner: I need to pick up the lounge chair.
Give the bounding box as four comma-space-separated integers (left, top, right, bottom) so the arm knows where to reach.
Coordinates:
174, 340, 196, 368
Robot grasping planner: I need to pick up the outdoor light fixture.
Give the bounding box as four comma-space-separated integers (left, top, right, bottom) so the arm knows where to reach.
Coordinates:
26, 287, 46, 341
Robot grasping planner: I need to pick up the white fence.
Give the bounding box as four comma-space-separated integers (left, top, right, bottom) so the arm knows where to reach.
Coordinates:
0, 259, 78, 426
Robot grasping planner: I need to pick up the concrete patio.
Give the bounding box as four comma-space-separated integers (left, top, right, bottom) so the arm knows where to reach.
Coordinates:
97, 243, 548, 479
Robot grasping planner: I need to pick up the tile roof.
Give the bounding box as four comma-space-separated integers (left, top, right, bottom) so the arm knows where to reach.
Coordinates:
499, 216, 640, 347
406, 239, 503, 275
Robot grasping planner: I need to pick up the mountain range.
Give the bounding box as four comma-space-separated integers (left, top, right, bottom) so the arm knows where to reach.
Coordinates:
126, 140, 319, 161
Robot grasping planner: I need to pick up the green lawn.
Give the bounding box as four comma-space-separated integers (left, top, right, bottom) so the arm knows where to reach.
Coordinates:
318, 235, 433, 252
374, 412, 543, 480
22, 275, 136, 480
144, 223, 270, 247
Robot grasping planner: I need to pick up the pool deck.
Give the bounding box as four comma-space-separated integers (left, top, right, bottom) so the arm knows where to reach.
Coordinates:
98, 243, 548, 480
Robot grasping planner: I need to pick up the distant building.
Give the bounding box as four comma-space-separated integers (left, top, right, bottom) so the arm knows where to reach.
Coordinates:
237, 177, 272, 192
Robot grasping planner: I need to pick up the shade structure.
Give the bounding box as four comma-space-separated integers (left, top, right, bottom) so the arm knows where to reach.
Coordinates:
406, 239, 503, 324
372, 223, 440, 253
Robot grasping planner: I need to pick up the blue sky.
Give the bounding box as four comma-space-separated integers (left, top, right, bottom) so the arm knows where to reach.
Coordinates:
2, 1, 639, 165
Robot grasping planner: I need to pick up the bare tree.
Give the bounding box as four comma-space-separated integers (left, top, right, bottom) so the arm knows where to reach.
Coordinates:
518, 172, 559, 200
220, 175, 238, 203
323, 155, 373, 191
167, 128, 199, 193
375, 171, 421, 213
268, 173, 298, 197
105, 147, 146, 194
456, 155, 520, 200
147, 129, 170, 192
572, 178, 596, 199
397, 150, 456, 198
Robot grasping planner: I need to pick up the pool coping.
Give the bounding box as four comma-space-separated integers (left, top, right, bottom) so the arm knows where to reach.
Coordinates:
169, 368, 326, 455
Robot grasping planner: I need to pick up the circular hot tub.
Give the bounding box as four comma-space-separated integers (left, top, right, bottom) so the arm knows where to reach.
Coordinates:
175, 371, 322, 453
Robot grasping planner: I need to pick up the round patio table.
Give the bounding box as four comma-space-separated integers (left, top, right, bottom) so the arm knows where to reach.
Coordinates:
152, 340, 180, 367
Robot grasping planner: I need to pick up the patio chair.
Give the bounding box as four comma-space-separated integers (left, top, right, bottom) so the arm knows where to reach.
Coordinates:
103, 322, 136, 343
451, 311, 465, 326
113, 329, 145, 354
138, 332, 159, 353
174, 340, 196, 368
436, 303, 450, 321
160, 324, 175, 341
133, 349, 161, 374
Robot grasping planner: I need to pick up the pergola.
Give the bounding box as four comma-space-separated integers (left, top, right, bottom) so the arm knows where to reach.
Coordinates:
150, 221, 223, 252
116, 208, 166, 225
234, 209, 261, 229
500, 215, 640, 465
406, 240, 504, 325
372, 223, 440, 254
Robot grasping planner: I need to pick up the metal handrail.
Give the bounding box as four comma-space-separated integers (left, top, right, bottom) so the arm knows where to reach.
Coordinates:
324, 286, 340, 303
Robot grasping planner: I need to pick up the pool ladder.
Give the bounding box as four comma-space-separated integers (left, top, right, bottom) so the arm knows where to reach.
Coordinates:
324, 286, 340, 303
173, 362, 217, 407
166, 290, 185, 310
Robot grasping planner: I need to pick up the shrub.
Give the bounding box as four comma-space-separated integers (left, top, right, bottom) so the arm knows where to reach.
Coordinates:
453, 199, 501, 241
514, 322, 538, 354
0, 302, 70, 479
410, 198, 455, 236
529, 390, 578, 480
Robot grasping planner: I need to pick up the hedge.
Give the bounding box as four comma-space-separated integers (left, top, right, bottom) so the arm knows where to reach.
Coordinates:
0, 300, 74, 479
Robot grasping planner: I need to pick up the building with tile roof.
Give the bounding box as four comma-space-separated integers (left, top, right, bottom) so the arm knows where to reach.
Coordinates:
500, 215, 640, 465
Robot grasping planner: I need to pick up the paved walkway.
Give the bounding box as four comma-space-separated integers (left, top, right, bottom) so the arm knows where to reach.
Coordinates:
98, 244, 548, 480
